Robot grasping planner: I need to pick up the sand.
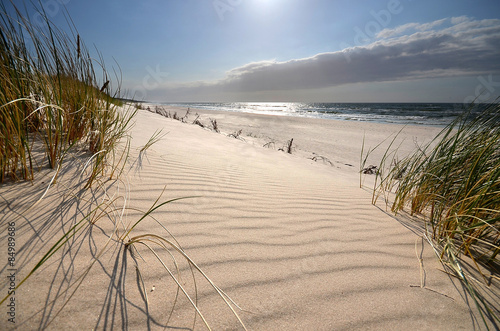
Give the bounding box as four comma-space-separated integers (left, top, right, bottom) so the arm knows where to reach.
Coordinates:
1, 104, 497, 330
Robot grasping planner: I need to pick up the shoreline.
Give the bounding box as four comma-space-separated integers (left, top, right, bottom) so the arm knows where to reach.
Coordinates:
148, 101, 475, 127
141, 103, 444, 174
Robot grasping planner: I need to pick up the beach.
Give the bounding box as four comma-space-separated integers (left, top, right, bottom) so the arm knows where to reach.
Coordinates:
1, 104, 496, 330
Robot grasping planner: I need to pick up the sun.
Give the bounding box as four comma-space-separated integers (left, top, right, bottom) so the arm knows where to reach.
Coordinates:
251, 0, 281, 11
254, 0, 278, 6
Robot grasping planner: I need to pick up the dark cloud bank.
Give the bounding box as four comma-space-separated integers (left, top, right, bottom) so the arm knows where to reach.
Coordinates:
151, 17, 500, 101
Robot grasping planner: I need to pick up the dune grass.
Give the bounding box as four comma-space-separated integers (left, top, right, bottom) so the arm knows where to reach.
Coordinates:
0, 0, 132, 187
369, 102, 500, 328
379, 103, 499, 270
1, 2, 247, 329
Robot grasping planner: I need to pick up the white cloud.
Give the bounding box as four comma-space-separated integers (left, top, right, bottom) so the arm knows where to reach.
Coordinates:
148, 17, 500, 101
451, 16, 470, 25
416, 18, 448, 31
377, 18, 448, 39
377, 22, 420, 39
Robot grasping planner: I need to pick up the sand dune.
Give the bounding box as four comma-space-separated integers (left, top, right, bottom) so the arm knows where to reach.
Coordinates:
1, 106, 495, 330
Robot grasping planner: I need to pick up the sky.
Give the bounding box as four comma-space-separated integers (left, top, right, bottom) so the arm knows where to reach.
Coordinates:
11, 0, 500, 103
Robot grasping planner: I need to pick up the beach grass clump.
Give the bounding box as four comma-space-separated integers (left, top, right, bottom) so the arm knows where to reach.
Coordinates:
374, 102, 500, 326
0, 1, 132, 186
228, 129, 244, 140
210, 118, 220, 133
381, 103, 499, 270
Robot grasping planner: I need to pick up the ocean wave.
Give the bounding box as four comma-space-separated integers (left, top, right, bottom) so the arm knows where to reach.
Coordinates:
160, 102, 488, 126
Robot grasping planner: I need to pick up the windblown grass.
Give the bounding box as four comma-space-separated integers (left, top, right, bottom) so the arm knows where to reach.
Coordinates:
1, 1, 247, 329
0, 0, 132, 187
379, 104, 499, 270
371, 102, 500, 328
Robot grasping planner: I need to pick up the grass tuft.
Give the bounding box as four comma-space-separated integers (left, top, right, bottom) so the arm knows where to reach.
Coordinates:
370, 102, 500, 328
0, 0, 131, 186
381, 104, 499, 269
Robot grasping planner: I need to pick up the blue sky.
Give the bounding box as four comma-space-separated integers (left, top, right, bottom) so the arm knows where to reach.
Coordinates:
13, 0, 500, 102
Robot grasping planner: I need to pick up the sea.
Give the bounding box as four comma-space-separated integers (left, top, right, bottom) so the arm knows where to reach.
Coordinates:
159, 102, 490, 127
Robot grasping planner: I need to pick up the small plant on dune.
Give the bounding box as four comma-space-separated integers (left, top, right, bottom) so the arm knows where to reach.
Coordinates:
181, 108, 190, 123
228, 129, 244, 140
370, 102, 500, 328
210, 118, 220, 133
263, 141, 276, 149
278, 138, 294, 154
193, 114, 206, 128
